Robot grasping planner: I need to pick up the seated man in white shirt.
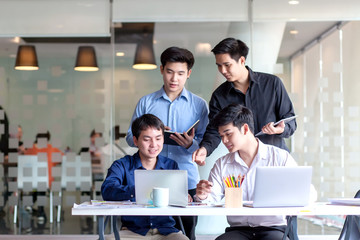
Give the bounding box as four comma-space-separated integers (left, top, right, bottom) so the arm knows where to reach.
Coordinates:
195, 103, 317, 240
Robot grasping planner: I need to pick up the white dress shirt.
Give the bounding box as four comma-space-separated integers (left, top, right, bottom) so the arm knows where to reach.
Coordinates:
203, 140, 317, 227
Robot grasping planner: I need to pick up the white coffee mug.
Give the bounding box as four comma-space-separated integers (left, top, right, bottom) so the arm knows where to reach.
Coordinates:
150, 187, 169, 207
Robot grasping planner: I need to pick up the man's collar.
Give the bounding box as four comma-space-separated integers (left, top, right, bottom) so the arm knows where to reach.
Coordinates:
255, 139, 268, 162
155, 86, 189, 102
246, 66, 259, 85
134, 152, 166, 170
154, 155, 167, 169
225, 139, 264, 167
154, 88, 165, 100
134, 152, 144, 169
225, 151, 249, 169
180, 87, 190, 101
227, 66, 258, 92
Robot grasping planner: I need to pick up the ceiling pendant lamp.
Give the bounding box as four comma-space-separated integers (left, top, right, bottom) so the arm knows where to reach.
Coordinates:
74, 46, 99, 72
14, 45, 39, 71
132, 34, 157, 70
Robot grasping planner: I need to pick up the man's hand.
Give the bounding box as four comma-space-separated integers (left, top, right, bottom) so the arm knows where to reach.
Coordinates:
169, 128, 195, 149
261, 120, 285, 135
188, 194, 193, 203
192, 147, 207, 166
196, 180, 213, 201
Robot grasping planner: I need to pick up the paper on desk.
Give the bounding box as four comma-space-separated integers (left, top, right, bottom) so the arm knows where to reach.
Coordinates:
255, 115, 298, 137
185, 202, 209, 207
328, 198, 360, 206
74, 201, 142, 209
73, 202, 117, 209
91, 200, 135, 205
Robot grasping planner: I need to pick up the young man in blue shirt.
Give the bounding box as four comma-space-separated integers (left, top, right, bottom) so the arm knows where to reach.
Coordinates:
126, 47, 209, 240
102, 114, 189, 240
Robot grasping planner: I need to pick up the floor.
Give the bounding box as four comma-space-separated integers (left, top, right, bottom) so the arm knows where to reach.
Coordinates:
0, 204, 343, 239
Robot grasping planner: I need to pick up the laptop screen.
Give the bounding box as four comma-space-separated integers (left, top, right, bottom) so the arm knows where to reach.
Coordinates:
252, 166, 312, 207
134, 169, 188, 207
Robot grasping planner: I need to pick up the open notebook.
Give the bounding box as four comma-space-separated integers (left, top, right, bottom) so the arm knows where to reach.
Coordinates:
134, 169, 188, 207
245, 166, 312, 208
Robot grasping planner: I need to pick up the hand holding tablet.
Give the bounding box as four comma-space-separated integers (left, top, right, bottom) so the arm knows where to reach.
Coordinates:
255, 115, 298, 137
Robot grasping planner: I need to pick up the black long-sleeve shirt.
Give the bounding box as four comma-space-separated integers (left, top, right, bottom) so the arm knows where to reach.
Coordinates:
200, 66, 297, 155
0, 106, 9, 156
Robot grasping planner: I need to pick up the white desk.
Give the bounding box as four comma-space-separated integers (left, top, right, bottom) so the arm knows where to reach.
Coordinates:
72, 202, 360, 240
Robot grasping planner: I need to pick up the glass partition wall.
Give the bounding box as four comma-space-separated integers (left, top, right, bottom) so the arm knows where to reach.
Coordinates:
292, 21, 360, 200
0, 38, 114, 233
291, 21, 360, 231
1, 44, 112, 153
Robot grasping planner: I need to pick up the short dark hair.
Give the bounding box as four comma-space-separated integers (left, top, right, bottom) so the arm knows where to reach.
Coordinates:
35, 131, 51, 143
160, 47, 194, 70
90, 129, 102, 138
131, 114, 165, 139
212, 104, 255, 134
211, 38, 249, 61
111, 125, 121, 140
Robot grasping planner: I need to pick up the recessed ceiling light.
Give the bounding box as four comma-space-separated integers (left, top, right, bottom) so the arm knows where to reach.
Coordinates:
290, 30, 299, 35
11, 37, 20, 43
195, 42, 212, 55
288, 0, 299, 5
116, 52, 125, 57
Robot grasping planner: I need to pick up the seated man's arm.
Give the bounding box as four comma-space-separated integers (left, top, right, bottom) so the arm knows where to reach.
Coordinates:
101, 161, 135, 201
195, 159, 224, 203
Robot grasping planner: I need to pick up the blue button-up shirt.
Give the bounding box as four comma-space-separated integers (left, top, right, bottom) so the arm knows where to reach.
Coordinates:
101, 152, 180, 236
126, 87, 209, 189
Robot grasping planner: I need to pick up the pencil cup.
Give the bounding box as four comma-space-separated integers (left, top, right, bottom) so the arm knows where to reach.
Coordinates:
225, 187, 243, 208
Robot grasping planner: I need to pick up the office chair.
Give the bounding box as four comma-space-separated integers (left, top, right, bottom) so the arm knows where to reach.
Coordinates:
283, 216, 299, 240
16, 155, 49, 225
338, 190, 360, 240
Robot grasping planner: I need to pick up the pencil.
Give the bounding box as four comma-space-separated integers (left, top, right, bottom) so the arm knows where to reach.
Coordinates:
240, 175, 245, 185
227, 176, 233, 187
230, 175, 236, 187
223, 177, 230, 187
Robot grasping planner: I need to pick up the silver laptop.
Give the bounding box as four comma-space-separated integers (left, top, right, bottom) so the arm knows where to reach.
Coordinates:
251, 166, 312, 208
134, 169, 188, 207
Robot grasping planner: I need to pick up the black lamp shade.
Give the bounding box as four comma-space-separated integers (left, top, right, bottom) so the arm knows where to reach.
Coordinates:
133, 36, 157, 70
74, 46, 99, 72
14, 45, 39, 71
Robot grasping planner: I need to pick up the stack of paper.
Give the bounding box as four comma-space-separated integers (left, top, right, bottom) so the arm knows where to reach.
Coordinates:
328, 198, 360, 206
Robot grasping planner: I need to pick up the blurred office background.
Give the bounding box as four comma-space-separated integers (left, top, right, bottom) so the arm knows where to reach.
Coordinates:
0, 0, 360, 238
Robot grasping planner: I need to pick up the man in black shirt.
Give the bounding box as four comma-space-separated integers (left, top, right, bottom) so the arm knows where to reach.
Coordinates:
193, 38, 296, 166
0, 105, 9, 159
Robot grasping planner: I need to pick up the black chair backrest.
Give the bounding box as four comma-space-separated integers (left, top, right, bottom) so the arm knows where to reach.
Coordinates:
338, 189, 360, 240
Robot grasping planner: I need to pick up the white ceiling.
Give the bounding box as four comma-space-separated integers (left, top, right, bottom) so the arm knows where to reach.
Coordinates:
278, 21, 339, 59
113, 0, 360, 22
0, 0, 359, 62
